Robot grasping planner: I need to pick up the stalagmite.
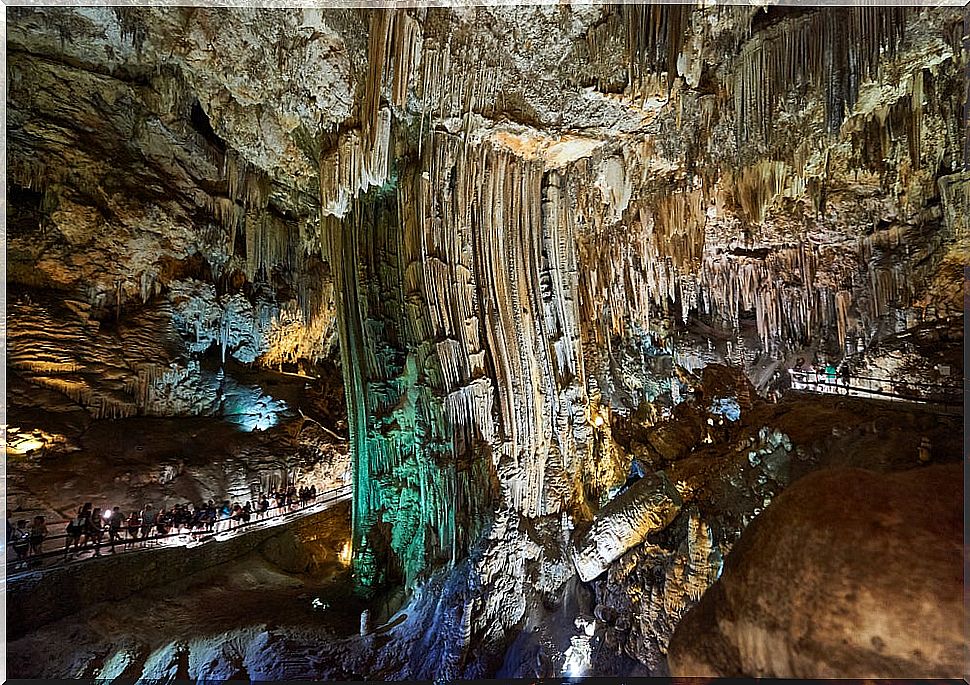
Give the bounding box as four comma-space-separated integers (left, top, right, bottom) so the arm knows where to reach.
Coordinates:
6, 6, 966, 678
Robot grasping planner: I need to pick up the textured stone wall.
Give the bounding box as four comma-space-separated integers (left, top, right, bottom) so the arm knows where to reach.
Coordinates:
308, 5, 966, 597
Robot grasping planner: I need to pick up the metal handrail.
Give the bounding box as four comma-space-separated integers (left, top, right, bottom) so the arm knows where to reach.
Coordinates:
5, 484, 351, 575
789, 369, 961, 393
789, 370, 963, 406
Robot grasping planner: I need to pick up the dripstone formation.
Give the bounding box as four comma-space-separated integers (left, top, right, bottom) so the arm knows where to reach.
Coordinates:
7, 5, 966, 680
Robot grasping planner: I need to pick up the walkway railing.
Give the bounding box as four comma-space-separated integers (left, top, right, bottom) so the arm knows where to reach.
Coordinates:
789, 370, 963, 409
4, 484, 352, 578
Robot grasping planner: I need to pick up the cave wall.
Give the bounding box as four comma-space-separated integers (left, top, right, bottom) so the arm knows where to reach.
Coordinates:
7, 7, 343, 422
6, 5, 967, 673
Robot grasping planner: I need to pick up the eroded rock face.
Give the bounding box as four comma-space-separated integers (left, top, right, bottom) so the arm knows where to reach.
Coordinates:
667, 463, 965, 678
7, 7, 341, 421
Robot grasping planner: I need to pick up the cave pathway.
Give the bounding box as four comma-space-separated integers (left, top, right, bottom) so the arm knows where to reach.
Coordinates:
5, 483, 352, 580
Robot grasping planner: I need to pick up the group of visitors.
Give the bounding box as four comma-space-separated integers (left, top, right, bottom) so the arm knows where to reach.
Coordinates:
6, 482, 325, 569
6, 512, 48, 570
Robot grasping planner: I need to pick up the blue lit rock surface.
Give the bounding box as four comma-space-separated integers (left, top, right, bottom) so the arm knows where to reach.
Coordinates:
667, 463, 965, 678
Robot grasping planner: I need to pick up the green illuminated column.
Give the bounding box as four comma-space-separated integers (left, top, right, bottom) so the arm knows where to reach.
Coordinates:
323, 171, 497, 591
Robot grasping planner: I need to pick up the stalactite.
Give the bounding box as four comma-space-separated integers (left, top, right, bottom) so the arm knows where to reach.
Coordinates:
622, 4, 692, 96
736, 160, 789, 225
223, 149, 271, 210
318, 110, 392, 216
327, 129, 597, 590
243, 208, 298, 278
733, 7, 910, 142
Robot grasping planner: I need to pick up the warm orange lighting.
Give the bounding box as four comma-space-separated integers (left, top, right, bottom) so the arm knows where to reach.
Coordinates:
339, 540, 352, 565
10, 438, 44, 454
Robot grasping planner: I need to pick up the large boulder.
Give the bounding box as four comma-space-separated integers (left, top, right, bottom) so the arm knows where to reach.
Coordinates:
668, 463, 964, 678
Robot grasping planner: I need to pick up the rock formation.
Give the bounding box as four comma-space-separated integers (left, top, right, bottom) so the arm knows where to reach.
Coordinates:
6, 4, 966, 679
667, 463, 965, 678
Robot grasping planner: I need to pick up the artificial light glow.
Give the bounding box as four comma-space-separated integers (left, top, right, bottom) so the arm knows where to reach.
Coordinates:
562, 618, 595, 679
4, 425, 63, 455
9, 438, 44, 454
588, 405, 609, 429
339, 540, 352, 565
102, 509, 112, 519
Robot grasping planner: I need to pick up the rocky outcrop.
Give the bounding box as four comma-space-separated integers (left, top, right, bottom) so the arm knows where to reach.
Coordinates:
667, 463, 965, 678
572, 471, 683, 582
7, 7, 341, 420
6, 6, 967, 679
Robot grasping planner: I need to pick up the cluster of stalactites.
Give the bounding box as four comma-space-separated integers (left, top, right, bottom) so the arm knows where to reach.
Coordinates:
732, 6, 910, 142
317, 9, 421, 218
582, 3, 694, 99
320, 6, 514, 220
327, 129, 609, 587
410, 135, 592, 518
7, 298, 203, 420
573, 151, 933, 359
324, 181, 497, 589
622, 3, 692, 96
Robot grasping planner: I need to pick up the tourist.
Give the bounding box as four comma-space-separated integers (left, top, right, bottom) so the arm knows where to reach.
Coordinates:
258, 495, 269, 520
87, 508, 104, 556
28, 515, 48, 560
155, 507, 170, 537
65, 503, 92, 558
174, 504, 187, 533
11, 520, 30, 569
309, 485, 317, 502
205, 501, 217, 532
125, 510, 140, 548
140, 504, 156, 542
190, 504, 205, 532
108, 507, 124, 552
229, 503, 243, 528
